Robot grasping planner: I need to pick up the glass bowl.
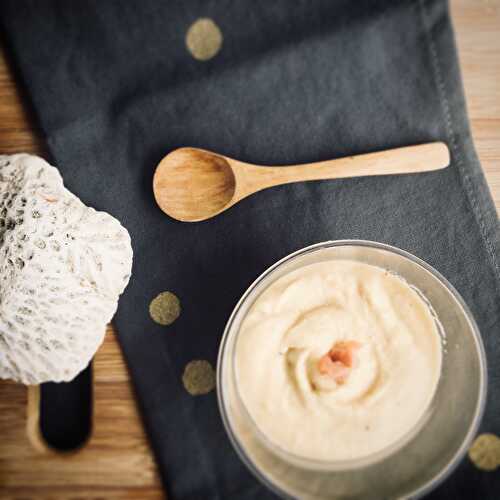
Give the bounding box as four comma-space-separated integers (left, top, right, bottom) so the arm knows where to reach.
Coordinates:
217, 240, 487, 499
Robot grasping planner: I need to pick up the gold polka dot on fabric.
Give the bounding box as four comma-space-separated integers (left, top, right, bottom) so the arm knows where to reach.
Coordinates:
185, 18, 223, 61
182, 359, 216, 396
149, 291, 181, 326
468, 433, 500, 471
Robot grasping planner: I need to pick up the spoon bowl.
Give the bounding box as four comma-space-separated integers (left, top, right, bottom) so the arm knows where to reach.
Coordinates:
153, 148, 236, 222
153, 143, 450, 222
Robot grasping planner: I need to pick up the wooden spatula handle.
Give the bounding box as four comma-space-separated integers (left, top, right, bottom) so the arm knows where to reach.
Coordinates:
243, 142, 449, 190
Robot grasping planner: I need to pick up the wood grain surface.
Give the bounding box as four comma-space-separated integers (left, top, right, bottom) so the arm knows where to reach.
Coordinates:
1, 1, 499, 498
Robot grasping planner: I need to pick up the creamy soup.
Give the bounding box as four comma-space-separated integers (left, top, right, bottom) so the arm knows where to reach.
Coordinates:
235, 260, 442, 461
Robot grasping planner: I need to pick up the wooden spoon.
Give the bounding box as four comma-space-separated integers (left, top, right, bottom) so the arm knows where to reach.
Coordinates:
153, 142, 449, 222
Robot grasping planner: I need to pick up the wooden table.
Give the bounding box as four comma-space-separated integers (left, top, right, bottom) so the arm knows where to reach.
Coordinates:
1, 1, 499, 498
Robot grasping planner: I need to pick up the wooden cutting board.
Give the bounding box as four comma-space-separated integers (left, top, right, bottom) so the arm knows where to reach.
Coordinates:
1, 1, 499, 498
0, 51, 162, 500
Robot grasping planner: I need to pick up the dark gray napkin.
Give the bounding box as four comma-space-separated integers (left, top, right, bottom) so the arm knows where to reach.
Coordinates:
1, 0, 499, 498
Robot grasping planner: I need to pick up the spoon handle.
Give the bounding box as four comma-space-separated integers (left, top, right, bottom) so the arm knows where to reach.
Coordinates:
238, 142, 449, 193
